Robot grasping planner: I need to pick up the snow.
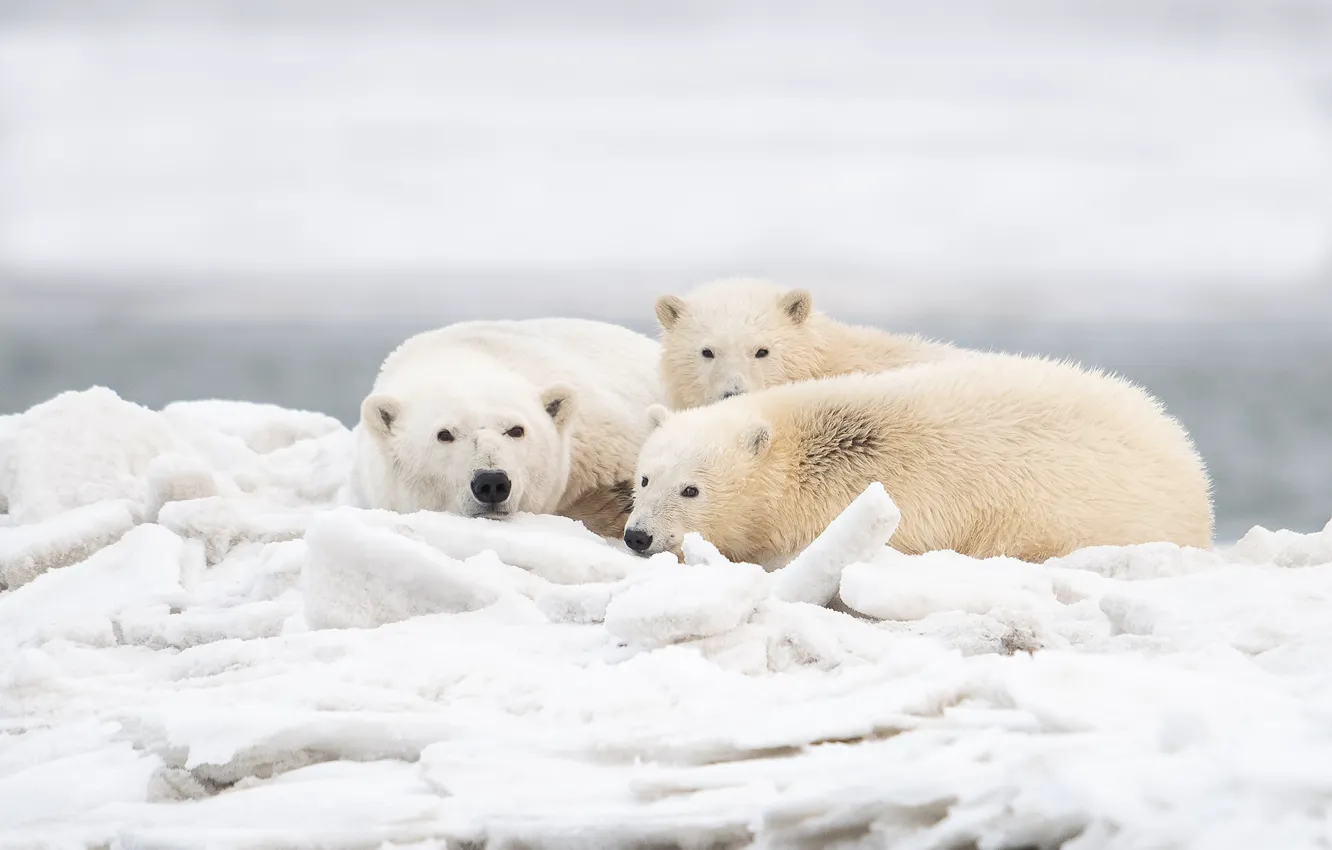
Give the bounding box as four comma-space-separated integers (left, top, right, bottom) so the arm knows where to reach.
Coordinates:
2, 387, 187, 524
772, 480, 902, 606
3, 386, 1332, 848
301, 510, 508, 631
0, 498, 139, 590
603, 560, 771, 650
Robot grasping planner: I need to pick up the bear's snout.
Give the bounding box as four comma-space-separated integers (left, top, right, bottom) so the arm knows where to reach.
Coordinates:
470, 469, 512, 505
623, 527, 653, 554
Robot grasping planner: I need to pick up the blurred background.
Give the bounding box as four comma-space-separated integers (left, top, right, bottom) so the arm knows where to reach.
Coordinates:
1, 0, 1330, 540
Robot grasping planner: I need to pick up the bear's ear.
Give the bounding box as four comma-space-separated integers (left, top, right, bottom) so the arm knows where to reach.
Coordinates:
741, 420, 772, 457
655, 295, 688, 330
646, 403, 670, 432
540, 383, 578, 432
777, 289, 813, 325
361, 393, 401, 438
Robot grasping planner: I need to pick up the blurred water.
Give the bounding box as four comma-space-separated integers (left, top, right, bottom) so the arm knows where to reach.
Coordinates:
1, 316, 1328, 543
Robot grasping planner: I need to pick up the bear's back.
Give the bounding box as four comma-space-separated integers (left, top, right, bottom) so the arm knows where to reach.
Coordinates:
769, 352, 1174, 438
816, 315, 963, 378
375, 318, 660, 406
751, 353, 1212, 557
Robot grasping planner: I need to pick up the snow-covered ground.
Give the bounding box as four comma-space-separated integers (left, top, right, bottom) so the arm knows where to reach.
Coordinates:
3, 386, 1332, 848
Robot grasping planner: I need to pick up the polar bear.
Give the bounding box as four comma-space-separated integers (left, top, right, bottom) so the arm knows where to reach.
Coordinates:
623, 353, 1213, 566
654, 277, 962, 409
349, 318, 663, 539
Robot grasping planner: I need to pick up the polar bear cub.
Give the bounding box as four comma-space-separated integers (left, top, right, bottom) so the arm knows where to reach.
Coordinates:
624, 353, 1214, 566
654, 277, 961, 409
350, 318, 663, 538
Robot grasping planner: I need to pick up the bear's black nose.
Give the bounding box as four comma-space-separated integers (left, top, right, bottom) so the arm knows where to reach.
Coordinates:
470, 470, 512, 504
623, 527, 653, 553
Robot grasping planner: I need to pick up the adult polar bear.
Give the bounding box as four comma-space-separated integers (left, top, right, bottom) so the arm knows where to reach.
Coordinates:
654, 277, 962, 409
348, 318, 662, 539
624, 353, 1214, 566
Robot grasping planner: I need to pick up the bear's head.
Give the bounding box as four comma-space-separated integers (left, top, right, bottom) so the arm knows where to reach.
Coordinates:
654, 277, 819, 410
622, 402, 773, 560
359, 377, 577, 519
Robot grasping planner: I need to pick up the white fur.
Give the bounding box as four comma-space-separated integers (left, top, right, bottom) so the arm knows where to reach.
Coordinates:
655, 277, 961, 409
626, 352, 1214, 566
350, 319, 662, 537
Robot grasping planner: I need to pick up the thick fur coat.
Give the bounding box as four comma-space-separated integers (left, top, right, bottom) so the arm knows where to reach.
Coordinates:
626, 352, 1214, 565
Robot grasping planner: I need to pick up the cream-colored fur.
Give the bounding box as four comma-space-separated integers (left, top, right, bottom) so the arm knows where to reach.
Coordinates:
654, 277, 961, 409
625, 352, 1214, 566
349, 318, 661, 539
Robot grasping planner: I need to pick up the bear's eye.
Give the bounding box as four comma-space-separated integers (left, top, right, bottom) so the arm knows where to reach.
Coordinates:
505, 426, 525, 439
681, 485, 699, 498
640, 476, 648, 487
755, 348, 769, 359
436, 429, 454, 443
700, 348, 714, 359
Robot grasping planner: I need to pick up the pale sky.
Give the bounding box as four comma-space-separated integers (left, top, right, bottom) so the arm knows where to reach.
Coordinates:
2, 0, 1331, 319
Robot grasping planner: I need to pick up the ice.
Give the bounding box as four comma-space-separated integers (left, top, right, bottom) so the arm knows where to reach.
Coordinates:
337, 506, 646, 585
1231, 518, 1332, 568
0, 523, 185, 648
1043, 540, 1224, 579
0, 387, 193, 523
161, 400, 344, 455
0, 498, 139, 590
603, 561, 771, 650
0, 741, 161, 829
0, 413, 16, 515
302, 510, 508, 630
158, 496, 314, 566
142, 451, 220, 519
4, 389, 1332, 847
772, 480, 902, 605
841, 549, 1063, 622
